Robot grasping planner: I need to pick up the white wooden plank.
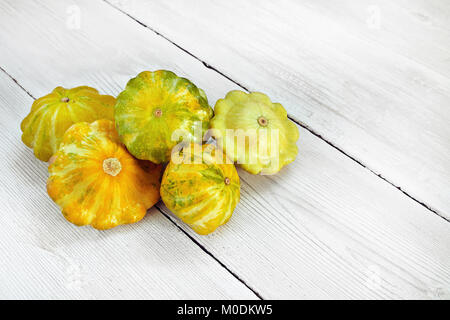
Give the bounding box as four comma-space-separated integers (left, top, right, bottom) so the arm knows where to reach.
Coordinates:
108, 0, 450, 218
0, 0, 449, 299
0, 72, 257, 299
302, 0, 450, 76
161, 133, 450, 299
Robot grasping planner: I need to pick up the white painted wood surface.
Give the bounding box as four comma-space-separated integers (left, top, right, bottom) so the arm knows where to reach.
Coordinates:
0, 0, 449, 299
109, 0, 450, 218
0, 71, 258, 299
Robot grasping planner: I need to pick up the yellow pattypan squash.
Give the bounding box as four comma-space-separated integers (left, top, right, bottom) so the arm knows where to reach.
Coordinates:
210, 90, 299, 174
21, 86, 115, 161
115, 70, 213, 164
161, 143, 240, 235
47, 119, 162, 230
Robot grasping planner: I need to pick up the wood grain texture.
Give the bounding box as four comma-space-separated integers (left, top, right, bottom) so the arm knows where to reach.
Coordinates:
0, 71, 257, 299
109, 0, 450, 218
0, 0, 449, 299
161, 132, 450, 299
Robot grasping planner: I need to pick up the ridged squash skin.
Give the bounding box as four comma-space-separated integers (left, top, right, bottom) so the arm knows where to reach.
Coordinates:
47, 120, 162, 230
20, 86, 115, 161
115, 70, 213, 164
210, 90, 299, 174
161, 144, 240, 235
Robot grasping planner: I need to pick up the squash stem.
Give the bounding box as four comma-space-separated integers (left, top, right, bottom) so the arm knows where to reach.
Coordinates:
258, 116, 268, 127
154, 108, 162, 117
103, 157, 122, 176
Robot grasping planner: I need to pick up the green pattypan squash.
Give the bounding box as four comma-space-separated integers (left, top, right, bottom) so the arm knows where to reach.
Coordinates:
21, 86, 115, 161
210, 90, 299, 174
160, 143, 240, 235
115, 70, 213, 164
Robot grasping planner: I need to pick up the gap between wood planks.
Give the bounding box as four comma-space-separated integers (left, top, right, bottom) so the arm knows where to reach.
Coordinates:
0, 65, 264, 300
156, 207, 264, 299
103, 0, 449, 224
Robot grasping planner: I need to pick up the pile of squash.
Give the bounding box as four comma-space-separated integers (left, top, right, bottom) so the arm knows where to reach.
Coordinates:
21, 70, 299, 235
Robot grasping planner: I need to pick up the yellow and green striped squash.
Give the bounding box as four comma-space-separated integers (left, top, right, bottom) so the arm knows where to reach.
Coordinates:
20, 86, 115, 161
47, 119, 162, 230
161, 143, 240, 235
210, 90, 299, 175
115, 70, 213, 164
